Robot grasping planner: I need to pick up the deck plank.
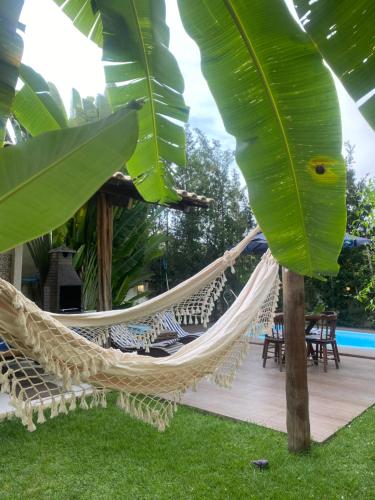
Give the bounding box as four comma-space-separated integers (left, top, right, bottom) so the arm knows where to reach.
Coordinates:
180, 344, 375, 442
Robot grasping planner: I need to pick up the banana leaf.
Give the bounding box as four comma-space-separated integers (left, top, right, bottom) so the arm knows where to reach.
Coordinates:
0, 104, 139, 252
0, 0, 24, 146
294, 0, 375, 130
54, 0, 189, 204
97, 0, 189, 204
178, 0, 346, 278
13, 64, 68, 136
53, 0, 103, 46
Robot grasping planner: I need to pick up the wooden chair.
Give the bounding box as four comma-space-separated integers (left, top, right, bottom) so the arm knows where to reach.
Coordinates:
262, 313, 284, 371
305, 313, 340, 372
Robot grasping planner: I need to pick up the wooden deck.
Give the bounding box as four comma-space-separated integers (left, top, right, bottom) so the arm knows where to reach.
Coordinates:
180, 343, 375, 442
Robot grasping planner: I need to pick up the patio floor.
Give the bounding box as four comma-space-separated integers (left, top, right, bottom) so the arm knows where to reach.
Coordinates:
180, 343, 375, 442
1, 342, 374, 441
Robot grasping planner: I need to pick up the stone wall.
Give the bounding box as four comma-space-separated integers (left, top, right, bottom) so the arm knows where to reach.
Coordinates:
0, 252, 12, 282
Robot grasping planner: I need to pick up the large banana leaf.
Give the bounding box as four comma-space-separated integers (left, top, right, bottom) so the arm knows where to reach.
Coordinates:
53, 0, 103, 46
0, 105, 139, 252
13, 64, 68, 136
97, 0, 189, 203
54, 0, 189, 204
178, 0, 346, 278
0, 0, 24, 146
294, 0, 375, 130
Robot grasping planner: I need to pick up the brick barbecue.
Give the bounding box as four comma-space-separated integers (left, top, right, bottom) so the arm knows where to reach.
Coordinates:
43, 246, 82, 313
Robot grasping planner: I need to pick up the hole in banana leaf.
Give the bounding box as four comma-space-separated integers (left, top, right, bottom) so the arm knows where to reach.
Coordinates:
315, 165, 325, 175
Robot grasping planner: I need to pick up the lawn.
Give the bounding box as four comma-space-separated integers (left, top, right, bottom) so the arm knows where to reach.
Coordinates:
0, 395, 374, 499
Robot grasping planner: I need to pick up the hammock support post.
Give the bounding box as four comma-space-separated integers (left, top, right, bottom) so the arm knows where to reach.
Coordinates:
283, 268, 311, 452
97, 192, 113, 311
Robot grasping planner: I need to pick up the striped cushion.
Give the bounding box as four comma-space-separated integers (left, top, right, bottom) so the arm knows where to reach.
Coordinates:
0, 339, 9, 351
162, 312, 187, 338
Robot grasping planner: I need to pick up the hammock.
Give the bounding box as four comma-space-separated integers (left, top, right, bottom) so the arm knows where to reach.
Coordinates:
50, 227, 265, 349
0, 227, 280, 432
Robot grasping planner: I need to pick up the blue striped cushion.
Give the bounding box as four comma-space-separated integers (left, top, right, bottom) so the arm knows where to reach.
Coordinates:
162, 313, 187, 338
0, 339, 9, 351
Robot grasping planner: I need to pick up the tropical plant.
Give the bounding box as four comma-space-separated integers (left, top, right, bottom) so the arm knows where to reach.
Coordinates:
53, 0, 374, 279
13, 64, 68, 135
0, 4, 140, 253
294, 0, 375, 129
304, 145, 375, 327
65, 199, 166, 310
0, 103, 139, 253
53, 0, 189, 204
0, 0, 23, 146
11, 81, 166, 310
1, 0, 373, 454
3, 0, 375, 278
112, 204, 166, 307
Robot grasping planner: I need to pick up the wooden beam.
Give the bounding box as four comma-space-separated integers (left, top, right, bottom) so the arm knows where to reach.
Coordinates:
283, 267, 311, 452
97, 192, 113, 311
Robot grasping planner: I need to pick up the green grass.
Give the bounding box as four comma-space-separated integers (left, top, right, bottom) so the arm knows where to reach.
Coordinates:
0, 396, 374, 499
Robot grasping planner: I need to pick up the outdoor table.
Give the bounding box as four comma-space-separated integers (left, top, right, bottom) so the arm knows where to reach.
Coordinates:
272, 312, 322, 334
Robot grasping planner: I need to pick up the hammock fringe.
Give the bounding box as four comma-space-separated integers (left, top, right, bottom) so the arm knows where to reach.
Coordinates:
0, 230, 280, 433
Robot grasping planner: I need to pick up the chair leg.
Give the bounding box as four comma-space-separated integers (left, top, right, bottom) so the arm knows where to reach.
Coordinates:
306, 342, 313, 359
262, 340, 267, 360
334, 342, 341, 363
278, 344, 283, 372
332, 342, 340, 369
263, 340, 269, 368
323, 345, 328, 373
314, 344, 319, 365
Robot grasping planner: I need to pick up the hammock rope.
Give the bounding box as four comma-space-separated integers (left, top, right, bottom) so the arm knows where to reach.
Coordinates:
0, 228, 280, 432
51, 226, 264, 349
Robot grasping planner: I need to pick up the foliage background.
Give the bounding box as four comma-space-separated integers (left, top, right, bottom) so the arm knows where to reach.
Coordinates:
151, 131, 374, 328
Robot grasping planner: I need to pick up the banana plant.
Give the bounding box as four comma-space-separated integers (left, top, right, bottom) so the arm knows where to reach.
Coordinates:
0, 5, 141, 253
294, 0, 375, 130
0, 0, 24, 146
51, 0, 349, 278
13, 64, 68, 135
0, 103, 139, 252
53, 0, 189, 205
5, 0, 375, 278
12, 78, 164, 309
177, 0, 346, 278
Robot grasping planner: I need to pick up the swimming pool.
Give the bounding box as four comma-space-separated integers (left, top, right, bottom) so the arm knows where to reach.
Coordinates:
255, 329, 375, 350
335, 330, 375, 350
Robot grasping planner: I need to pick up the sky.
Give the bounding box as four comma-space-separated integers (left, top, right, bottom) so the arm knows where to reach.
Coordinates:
19, 0, 375, 178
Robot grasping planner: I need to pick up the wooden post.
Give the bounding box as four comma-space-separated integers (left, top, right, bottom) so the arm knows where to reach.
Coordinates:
97, 192, 113, 311
283, 267, 310, 452
11, 245, 23, 290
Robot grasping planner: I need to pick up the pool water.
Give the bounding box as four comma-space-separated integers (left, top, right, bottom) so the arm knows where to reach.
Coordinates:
335, 330, 375, 349
255, 329, 375, 350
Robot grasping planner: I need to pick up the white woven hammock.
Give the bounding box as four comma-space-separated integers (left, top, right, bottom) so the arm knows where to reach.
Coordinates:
0, 227, 280, 432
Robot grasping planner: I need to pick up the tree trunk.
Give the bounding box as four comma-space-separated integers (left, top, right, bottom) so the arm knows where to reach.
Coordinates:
97, 192, 113, 312
283, 267, 310, 452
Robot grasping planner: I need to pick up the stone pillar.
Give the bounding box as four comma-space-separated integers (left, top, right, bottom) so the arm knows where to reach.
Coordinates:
0, 251, 13, 282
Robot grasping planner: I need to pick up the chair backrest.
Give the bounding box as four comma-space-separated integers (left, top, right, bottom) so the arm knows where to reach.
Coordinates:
272, 313, 284, 340
162, 312, 187, 339
317, 313, 337, 340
